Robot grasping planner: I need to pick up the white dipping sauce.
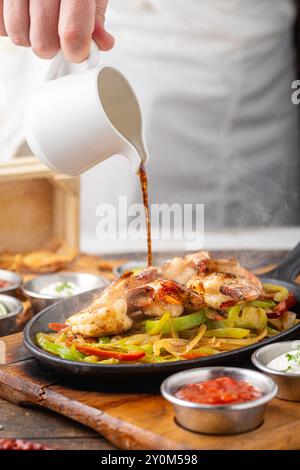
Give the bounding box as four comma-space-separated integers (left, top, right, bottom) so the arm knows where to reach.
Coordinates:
40, 281, 82, 298
268, 349, 300, 374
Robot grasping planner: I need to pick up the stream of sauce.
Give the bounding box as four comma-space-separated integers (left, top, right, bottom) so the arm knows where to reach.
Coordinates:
138, 164, 153, 267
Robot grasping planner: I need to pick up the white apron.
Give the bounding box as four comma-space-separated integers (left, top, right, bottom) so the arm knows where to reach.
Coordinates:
81, 0, 299, 252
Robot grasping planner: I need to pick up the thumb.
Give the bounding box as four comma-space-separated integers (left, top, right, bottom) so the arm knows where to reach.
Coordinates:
93, 0, 115, 51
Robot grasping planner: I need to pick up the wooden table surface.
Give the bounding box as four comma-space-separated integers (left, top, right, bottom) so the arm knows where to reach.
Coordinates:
0, 249, 295, 450
0, 397, 114, 450
0, 250, 117, 450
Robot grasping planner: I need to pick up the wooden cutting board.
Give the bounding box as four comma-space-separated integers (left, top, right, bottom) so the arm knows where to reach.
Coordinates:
1, 333, 300, 450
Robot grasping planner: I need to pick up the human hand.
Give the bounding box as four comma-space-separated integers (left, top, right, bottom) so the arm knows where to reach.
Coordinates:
0, 0, 114, 62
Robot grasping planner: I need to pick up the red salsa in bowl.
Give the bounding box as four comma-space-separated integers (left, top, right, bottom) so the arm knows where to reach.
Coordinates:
0, 279, 12, 290
175, 376, 262, 405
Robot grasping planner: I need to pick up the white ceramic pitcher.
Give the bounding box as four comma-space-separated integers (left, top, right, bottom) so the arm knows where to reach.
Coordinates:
23, 42, 148, 176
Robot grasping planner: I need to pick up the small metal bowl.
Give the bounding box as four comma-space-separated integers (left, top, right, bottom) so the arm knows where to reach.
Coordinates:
0, 269, 22, 296
22, 272, 109, 314
0, 294, 24, 337
252, 341, 300, 402
161, 367, 277, 435
113, 261, 146, 277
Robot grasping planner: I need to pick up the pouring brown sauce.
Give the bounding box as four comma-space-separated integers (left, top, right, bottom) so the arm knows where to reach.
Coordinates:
138, 164, 153, 267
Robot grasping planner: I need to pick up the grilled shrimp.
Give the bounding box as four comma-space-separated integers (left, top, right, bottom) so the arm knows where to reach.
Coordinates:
195, 272, 263, 310
67, 267, 160, 336
67, 252, 262, 336
66, 267, 203, 335
206, 257, 262, 292
66, 297, 131, 337
127, 279, 204, 318
162, 251, 210, 284
163, 251, 262, 310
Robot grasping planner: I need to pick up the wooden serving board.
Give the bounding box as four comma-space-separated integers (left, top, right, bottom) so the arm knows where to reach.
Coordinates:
1, 333, 300, 450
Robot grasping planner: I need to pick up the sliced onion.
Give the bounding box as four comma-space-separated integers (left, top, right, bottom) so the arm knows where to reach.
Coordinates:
268, 318, 282, 330
215, 328, 268, 349
183, 324, 207, 353
153, 338, 187, 356
282, 311, 297, 330
153, 324, 207, 357
169, 319, 179, 339
112, 334, 160, 346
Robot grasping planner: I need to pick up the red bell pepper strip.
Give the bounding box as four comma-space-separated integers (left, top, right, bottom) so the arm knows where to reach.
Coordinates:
183, 352, 208, 360
215, 314, 224, 321
220, 300, 236, 310
282, 292, 297, 310
48, 322, 68, 332
268, 292, 297, 318
65, 335, 75, 347
75, 344, 145, 361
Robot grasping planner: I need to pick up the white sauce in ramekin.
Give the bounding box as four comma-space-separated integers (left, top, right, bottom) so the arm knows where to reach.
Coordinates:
268, 349, 300, 374
40, 281, 82, 298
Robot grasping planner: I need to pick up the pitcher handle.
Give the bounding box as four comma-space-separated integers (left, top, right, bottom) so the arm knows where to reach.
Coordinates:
45, 40, 100, 81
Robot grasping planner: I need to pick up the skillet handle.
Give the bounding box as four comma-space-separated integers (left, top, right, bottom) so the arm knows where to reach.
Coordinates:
266, 241, 300, 283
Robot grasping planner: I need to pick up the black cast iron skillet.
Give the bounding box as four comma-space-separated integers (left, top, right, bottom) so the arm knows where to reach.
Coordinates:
24, 243, 300, 378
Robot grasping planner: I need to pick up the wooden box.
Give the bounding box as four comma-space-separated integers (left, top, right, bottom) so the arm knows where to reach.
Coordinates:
0, 157, 80, 253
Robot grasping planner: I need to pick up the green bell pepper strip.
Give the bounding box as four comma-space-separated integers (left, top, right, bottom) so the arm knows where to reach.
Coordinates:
113, 343, 154, 355
145, 312, 171, 335
145, 310, 206, 335
267, 326, 280, 337
116, 342, 154, 355
140, 354, 166, 363
206, 305, 241, 329
221, 300, 275, 312
226, 305, 242, 326
97, 336, 111, 344
226, 305, 268, 330
262, 283, 289, 302
36, 333, 75, 360
70, 343, 86, 361
206, 303, 270, 331
98, 358, 120, 364
205, 319, 228, 329
204, 328, 250, 339
247, 300, 276, 309
183, 347, 220, 359
139, 344, 154, 354
83, 355, 99, 363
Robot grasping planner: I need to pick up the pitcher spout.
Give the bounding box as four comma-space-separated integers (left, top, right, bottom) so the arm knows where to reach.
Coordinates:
123, 140, 149, 173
